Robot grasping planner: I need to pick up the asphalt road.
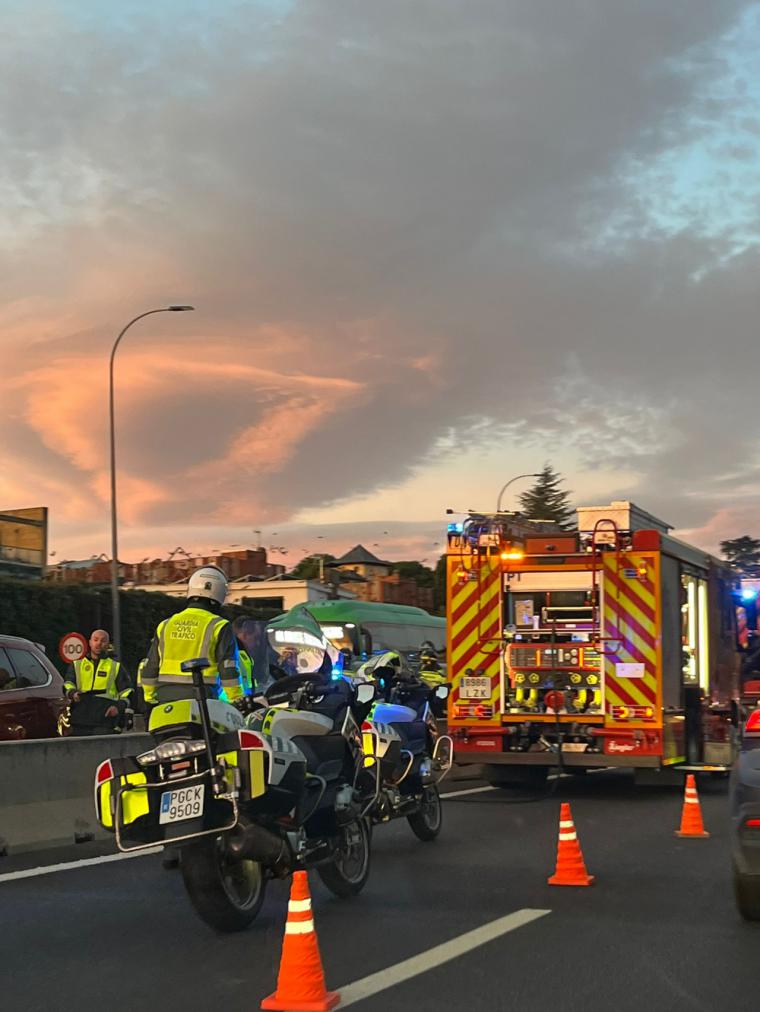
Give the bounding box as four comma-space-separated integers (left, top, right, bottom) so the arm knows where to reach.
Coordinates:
1, 771, 756, 1012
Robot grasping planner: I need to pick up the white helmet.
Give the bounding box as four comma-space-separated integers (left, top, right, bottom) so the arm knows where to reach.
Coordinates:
187, 566, 228, 607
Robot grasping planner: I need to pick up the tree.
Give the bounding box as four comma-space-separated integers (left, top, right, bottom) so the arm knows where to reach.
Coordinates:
720, 536, 760, 576
290, 554, 336, 580
433, 553, 447, 615
518, 463, 575, 529
392, 561, 435, 588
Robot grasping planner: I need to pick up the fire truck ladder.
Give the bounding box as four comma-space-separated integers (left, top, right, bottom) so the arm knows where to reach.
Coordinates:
589, 518, 623, 657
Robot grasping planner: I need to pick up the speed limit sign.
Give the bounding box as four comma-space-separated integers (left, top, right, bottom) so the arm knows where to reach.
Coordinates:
58, 632, 88, 665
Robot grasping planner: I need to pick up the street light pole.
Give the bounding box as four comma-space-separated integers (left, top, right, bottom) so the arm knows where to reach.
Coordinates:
109, 305, 194, 656
495, 472, 543, 514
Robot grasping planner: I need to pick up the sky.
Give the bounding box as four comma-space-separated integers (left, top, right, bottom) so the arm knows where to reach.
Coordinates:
3, 0, 760, 567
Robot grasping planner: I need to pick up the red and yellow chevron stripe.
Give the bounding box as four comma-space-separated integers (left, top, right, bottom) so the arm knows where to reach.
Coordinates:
447, 551, 502, 725
601, 552, 662, 728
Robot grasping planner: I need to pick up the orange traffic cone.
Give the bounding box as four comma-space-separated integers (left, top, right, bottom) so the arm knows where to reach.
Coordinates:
548, 803, 594, 887
675, 774, 710, 838
261, 871, 339, 1012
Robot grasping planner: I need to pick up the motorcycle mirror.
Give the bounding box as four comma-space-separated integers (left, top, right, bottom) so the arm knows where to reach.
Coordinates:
435, 685, 450, 700
355, 683, 376, 705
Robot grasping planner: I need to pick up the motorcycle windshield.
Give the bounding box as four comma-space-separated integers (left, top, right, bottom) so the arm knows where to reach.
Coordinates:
266, 604, 338, 674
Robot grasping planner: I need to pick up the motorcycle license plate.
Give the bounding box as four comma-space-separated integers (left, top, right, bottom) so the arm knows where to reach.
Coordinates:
159, 784, 205, 825
459, 677, 491, 699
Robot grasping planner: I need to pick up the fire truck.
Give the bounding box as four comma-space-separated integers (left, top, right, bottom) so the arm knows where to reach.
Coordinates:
446, 501, 742, 785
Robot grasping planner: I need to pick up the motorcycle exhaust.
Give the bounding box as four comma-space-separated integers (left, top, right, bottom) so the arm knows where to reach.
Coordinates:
226, 817, 292, 873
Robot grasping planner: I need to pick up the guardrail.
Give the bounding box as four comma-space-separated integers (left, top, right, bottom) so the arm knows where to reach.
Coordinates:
0, 733, 151, 857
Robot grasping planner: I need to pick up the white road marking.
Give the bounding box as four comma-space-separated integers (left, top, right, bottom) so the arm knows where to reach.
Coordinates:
440, 785, 496, 799
0, 847, 162, 884
443, 766, 613, 798
338, 908, 551, 1008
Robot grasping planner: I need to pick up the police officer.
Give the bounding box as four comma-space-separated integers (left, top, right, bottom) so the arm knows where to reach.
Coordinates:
232, 617, 255, 696
418, 643, 446, 689
232, 617, 277, 696
64, 629, 133, 736
140, 566, 243, 705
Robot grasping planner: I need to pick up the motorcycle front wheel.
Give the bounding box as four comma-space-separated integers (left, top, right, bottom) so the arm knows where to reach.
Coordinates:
181, 836, 266, 932
407, 785, 442, 841
317, 817, 371, 898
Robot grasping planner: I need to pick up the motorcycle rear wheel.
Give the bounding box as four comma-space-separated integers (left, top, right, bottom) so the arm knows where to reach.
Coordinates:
181, 836, 266, 932
407, 785, 442, 841
317, 817, 371, 898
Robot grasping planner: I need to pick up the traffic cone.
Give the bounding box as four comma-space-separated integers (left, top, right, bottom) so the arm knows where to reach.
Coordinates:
675, 774, 710, 838
548, 803, 594, 887
261, 871, 339, 1012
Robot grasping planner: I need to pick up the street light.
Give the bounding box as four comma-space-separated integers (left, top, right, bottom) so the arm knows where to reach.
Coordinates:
495, 472, 542, 514
109, 305, 194, 655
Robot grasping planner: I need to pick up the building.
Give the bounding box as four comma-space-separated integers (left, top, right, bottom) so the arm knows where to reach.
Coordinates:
331, 545, 434, 610
47, 555, 113, 584
332, 545, 394, 582
48, 547, 284, 586
0, 507, 48, 580
46, 538, 434, 611
131, 576, 357, 613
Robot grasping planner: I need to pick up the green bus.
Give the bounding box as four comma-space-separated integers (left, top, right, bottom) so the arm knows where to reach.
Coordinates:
303, 600, 446, 662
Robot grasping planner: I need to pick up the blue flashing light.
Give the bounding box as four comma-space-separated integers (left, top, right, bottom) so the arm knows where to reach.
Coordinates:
742, 588, 758, 602
448, 522, 464, 534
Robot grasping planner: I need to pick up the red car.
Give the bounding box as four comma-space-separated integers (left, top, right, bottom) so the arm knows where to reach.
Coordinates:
0, 634, 67, 740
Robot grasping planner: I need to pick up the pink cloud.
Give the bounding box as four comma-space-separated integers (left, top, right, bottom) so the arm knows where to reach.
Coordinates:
6, 340, 365, 529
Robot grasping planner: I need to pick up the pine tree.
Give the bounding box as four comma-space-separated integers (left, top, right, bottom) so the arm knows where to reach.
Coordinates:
518, 464, 575, 529
720, 536, 760, 576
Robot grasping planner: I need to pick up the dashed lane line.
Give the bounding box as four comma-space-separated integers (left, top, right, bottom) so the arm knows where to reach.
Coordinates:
440, 785, 497, 799
0, 847, 162, 884
338, 908, 551, 1007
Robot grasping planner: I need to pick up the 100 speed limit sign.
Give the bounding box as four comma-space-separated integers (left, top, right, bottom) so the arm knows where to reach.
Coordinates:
58, 632, 88, 665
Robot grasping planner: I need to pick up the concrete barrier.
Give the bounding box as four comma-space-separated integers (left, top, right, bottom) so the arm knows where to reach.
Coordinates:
0, 733, 151, 857
0, 729, 485, 859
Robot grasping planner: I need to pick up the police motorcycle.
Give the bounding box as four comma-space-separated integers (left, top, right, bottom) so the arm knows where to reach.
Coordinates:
354, 651, 453, 841
93, 612, 378, 933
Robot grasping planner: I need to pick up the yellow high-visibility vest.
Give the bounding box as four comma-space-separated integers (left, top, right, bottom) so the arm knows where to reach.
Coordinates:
66, 657, 128, 699
238, 649, 253, 693
153, 607, 227, 686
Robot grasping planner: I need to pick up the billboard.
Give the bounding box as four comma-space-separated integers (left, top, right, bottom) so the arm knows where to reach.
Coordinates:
0, 507, 48, 579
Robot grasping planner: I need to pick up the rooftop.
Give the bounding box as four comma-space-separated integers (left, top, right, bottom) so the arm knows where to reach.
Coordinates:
333, 544, 392, 568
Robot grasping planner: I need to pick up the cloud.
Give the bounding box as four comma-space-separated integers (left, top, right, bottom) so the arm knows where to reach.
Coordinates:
2, 0, 759, 560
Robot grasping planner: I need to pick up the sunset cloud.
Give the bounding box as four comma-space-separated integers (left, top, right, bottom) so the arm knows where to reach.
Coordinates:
2, 1, 759, 562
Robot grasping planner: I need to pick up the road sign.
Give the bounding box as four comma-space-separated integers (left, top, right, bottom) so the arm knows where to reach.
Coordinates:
58, 632, 88, 665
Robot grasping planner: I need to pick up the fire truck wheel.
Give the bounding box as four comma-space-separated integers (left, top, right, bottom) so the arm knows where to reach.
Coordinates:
485, 765, 548, 790
733, 863, 760, 921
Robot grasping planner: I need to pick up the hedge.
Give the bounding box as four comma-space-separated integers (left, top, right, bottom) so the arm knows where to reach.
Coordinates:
0, 578, 279, 676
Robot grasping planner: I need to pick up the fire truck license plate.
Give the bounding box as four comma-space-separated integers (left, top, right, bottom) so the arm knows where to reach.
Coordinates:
159, 785, 205, 825
460, 677, 491, 699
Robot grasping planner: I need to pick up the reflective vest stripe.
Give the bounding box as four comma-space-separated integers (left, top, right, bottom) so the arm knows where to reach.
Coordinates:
157, 619, 167, 655
151, 673, 214, 685
238, 650, 253, 691
200, 616, 225, 661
